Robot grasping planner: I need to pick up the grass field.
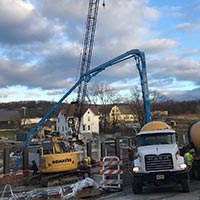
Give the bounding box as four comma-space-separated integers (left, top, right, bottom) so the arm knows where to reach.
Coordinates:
0, 130, 16, 140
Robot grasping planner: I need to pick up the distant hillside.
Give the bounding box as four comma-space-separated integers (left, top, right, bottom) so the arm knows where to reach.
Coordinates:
152, 100, 200, 115
0, 101, 67, 118
0, 99, 200, 119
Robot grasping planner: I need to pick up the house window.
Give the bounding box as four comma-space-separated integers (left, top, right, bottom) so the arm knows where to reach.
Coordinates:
88, 125, 90, 131
88, 116, 90, 122
58, 117, 60, 123
83, 125, 86, 131
62, 126, 64, 132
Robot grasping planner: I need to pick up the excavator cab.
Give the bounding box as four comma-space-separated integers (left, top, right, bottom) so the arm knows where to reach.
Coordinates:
40, 140, 54, 155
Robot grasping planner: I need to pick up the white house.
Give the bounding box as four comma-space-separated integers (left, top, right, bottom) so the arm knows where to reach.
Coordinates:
56, 109, 68, 135
56, 105, 99, 137
79, 107, 99, 135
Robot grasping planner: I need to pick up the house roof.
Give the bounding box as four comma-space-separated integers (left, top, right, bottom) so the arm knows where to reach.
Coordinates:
117, 104, 133, 115
62, 104, 99, 117
0, 110, 21, 121
84, 105, 99, 115
64, 103, 77, 117
60, 103, 134, 117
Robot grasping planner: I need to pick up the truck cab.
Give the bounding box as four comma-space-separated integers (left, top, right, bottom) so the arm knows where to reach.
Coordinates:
131, 121, 190, 194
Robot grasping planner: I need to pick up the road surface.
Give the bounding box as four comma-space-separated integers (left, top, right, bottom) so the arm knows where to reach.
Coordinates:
98, 179, 200, 200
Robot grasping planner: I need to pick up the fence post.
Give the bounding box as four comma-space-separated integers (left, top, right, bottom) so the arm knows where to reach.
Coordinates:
3, 148, 10, 174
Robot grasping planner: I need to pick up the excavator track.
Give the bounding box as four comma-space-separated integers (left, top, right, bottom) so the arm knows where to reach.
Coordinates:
29, 174, 42, 185
41, 174, 80, 187
29, 169, 90, 187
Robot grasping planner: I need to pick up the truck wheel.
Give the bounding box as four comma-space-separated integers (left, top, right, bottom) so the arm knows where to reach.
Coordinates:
132, 179, 142, 194
181, 178, 190, 193
193, 163, 200, 180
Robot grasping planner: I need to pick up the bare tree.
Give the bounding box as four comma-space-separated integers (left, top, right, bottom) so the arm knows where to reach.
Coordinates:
87, 82, 122, 133
127, 85, 145, 126
11, 113, 22, 130
125, 85, 168, 126
150, 89, 169, 120
87, 82, 121, 105
150, 90, 167, 106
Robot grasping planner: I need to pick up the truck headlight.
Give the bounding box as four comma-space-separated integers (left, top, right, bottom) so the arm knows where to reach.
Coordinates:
179, 163, 187, 169
132, 166, 140, 173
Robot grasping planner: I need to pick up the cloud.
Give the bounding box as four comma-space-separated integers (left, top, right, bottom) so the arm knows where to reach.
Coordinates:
47, 89, 66, 96
0, 0, 199, 102
166, 87, 200, 101
179, 49, 200, 58
0, 57, 75, 90
139, 39, 178, 54
0, 87, 19, 102
0, 87, 17, 98
26, 90, 42, 99
148, 57, 200, 85
176, 22, 200, 32
0, 0, 57, 44
0, 0, 163, 90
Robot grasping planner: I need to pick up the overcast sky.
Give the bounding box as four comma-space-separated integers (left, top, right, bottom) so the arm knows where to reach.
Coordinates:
0, 0, 199, 103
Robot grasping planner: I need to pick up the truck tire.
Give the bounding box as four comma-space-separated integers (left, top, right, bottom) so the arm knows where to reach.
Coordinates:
193, 162, 200, 180
181, 178, 190, 193
132, 178, 142, 194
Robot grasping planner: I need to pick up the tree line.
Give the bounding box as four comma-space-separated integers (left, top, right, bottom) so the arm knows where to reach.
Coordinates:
0, 83, 199, 123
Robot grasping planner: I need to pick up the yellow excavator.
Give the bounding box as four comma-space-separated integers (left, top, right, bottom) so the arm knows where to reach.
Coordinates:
30, 136, 91, 187
40, 137, 78, 173
36, 126, 60, 139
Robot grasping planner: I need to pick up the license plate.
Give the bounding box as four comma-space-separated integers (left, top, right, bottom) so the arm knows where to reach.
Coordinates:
156, 174, 165, 180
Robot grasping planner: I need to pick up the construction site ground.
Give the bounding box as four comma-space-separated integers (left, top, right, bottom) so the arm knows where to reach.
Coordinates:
1, 172, 200, 200
0, 114, 198, 199
0, 137, 131, 199
0, 164, 131, 199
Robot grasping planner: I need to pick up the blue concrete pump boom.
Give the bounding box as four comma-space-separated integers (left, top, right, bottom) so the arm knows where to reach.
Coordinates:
13, 49, 151, 173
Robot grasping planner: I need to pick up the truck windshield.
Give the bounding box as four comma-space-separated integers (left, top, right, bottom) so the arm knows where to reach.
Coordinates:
136, 133, 176, 147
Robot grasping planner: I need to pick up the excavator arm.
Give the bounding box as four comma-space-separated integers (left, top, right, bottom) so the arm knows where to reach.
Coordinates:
13, 49, 151, 173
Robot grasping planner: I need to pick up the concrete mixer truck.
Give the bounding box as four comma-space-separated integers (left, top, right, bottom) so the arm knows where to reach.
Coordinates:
130, 121, 189, 194
183, 121, 200, 180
